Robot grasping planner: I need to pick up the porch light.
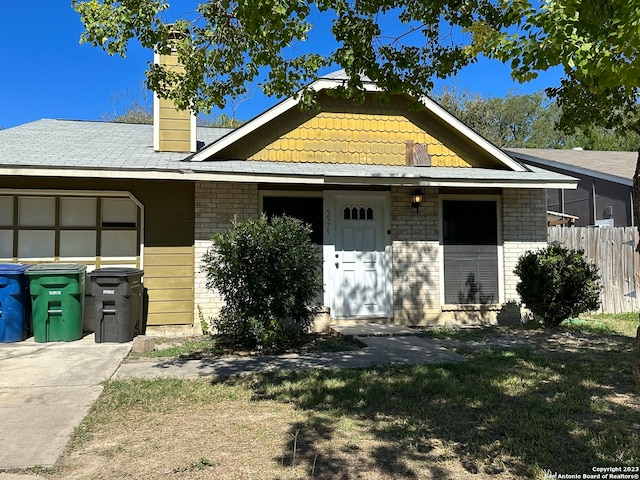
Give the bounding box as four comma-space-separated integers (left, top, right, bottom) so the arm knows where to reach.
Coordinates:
411, 189, 424, 212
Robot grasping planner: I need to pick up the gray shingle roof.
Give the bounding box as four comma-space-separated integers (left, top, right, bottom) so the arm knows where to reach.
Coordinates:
0, 119, 229, 169
0, 119, 576, 188
507, 148, 637, 182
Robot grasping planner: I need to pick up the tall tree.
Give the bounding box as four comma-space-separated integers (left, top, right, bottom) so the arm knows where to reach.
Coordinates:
466, 0, 640, 383
436, 89, 563, 148
74, 0, 640, 380
436, 89, 640, 150
73, 0, 511, 113
72, 1, 639, 124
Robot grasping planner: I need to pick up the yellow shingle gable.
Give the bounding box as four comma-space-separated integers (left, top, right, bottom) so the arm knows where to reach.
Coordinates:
213, 93, 501, 168
249, 110, 474, 167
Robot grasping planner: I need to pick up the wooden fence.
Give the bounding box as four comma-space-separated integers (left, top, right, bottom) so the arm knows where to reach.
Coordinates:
548, 226, 640, 314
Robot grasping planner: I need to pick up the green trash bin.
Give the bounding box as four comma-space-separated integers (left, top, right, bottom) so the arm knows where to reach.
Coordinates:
26, 263, 86, 342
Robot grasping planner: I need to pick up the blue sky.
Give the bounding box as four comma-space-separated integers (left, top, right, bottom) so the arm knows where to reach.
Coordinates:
1, 2, 563, 129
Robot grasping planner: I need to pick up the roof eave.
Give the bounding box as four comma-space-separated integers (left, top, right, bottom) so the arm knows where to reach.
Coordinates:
0, 165, 577, 190
511, 151, 633, 186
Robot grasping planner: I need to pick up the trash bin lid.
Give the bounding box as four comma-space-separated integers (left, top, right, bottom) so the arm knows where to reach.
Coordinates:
25, 263, 87, 275
89, 267, 143, 277
0, 263, 30, 275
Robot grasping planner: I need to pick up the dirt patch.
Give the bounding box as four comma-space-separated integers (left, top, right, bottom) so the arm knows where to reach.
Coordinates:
50, 399, 521, 480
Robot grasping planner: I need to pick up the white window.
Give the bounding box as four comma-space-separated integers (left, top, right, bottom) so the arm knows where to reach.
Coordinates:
0, 192, 140, 267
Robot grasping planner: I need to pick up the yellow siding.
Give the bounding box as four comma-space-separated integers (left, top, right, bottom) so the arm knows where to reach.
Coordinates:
158, 97, 191, 152
143, 246, 194, 327
160, 53, 182, 68
157, 53, 192, 153
148, 312, 194, 325
209, 92, 504, 167
249, 110, 472, 166
209, 94, 501, 168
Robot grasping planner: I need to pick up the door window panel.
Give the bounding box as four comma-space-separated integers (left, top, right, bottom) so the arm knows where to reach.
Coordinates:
0, 196, 13, 226
18, 230, 55, 258
19, 197, 55, 227
101, 231, 137, 257
0, 193, 140, 266
59, 231, 97, 258
0, 231, 13, 258
61, 197, 97, 227
102, 198, 137, 226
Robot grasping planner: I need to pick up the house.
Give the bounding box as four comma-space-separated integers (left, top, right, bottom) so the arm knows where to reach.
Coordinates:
507, 148, 637, 227
0, 68, 577, 335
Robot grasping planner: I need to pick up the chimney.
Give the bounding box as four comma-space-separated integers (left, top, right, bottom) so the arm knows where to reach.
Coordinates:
153, 40, 196, 153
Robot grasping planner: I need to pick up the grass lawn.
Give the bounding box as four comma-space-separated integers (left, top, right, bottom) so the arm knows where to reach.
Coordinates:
46, 317, 639, 480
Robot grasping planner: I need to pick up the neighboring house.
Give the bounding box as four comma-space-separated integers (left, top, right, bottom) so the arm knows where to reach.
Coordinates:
507, 148, 637, 227
0, 69, 576, 334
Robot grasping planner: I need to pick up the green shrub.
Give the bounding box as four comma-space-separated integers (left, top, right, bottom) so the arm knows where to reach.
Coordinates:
202, 215, 321, 351
514, 244, 601, 328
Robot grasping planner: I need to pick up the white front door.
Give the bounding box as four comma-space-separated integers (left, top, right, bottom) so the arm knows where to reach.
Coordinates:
328, 193, 391, 318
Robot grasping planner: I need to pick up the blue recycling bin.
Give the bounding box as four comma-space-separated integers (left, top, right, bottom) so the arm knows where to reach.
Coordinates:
0, 264, 31, 342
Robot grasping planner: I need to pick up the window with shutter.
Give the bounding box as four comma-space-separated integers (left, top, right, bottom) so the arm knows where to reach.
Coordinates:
443, 200, 498, 304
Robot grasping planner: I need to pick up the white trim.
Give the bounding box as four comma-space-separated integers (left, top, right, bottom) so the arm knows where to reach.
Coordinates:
153, 50, 161, 152
190, 112, 197, 153
438, 194, 504, 306
323, 191, 335, 311
0, 167, 577, 190
320, 176, 578, 189
0, 188, 140, 201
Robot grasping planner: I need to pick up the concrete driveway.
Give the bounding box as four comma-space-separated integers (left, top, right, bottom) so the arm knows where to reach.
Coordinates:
0, 335, 131, 470
0, 323, 464, 474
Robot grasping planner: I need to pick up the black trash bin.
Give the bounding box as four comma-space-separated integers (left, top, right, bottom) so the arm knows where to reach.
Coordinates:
89, 268, 144, 343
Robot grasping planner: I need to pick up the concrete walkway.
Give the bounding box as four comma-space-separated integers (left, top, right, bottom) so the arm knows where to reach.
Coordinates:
0, 324, 463, 474
114, 324, 465, 380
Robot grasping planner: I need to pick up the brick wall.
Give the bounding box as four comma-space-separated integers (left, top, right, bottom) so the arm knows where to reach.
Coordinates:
389, 187, 548, 325
390, 186, 442, 323
194, 181, 259, 327
502, 188, 548, 302
190, 183, 546, 329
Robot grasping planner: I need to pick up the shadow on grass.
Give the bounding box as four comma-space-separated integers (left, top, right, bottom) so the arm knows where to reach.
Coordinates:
227, 341, 639, 479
